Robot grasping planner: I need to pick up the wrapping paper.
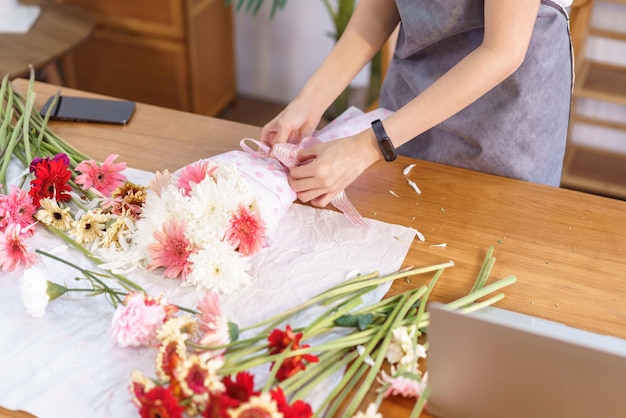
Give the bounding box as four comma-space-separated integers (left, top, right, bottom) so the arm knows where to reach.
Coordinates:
0, 107, 412, 417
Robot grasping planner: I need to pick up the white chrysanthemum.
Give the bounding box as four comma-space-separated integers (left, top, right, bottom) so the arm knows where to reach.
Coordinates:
185, 176, 232, 239
215, 163, 256, 198
131, 184, 188, 261
185, 240, 251, 294
386, 325, 419, 367
20, 267, 52, 318
92, 215, 146, 272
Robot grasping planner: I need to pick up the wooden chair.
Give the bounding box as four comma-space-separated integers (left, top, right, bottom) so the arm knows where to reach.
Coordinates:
561, 0, 626, 199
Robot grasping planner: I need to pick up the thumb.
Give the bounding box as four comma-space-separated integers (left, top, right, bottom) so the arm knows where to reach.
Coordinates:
296, 147, 318, 165
260, 120, 292, 146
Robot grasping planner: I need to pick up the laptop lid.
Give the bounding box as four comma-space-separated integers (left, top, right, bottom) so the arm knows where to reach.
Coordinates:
427, 303, 626, 418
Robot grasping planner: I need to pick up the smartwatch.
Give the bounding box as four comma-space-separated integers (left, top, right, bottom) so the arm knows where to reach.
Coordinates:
371, 119, 397, 162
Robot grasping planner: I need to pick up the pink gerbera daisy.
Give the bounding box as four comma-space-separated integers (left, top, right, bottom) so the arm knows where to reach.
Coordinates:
0, 186, 37, 234
379, 370, 428, 399
224, 205, 266, 256
176, 160, 218, 196
75, 154, 127, 196
0, 223, 37, 272
148, 218, 197, 280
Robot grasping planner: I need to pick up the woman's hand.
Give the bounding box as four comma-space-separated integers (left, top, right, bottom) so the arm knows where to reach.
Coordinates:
260, 98, 324, 147
288, 131, 382, 207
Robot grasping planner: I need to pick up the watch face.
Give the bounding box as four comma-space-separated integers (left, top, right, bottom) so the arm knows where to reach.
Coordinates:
380, 137, 398, 162
372, 119, 397, 162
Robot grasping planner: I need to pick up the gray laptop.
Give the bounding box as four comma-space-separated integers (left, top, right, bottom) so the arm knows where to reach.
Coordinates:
427, 303, 626, 418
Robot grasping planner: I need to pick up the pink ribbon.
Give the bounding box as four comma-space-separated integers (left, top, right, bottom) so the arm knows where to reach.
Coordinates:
239, 138, 369, 227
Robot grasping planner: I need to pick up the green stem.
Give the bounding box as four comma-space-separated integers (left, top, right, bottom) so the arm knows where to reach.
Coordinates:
42, 225, 145, 292
446, 275, 517, 310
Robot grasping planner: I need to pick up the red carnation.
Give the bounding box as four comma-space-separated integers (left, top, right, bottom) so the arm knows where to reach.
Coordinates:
267, 325, 319, 381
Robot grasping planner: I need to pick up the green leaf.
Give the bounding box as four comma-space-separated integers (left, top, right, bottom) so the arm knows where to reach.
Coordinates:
334, 313, 374, 330
228, 321, 240, 342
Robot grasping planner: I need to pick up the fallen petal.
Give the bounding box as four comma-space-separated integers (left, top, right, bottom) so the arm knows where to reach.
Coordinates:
403, 164, 416, 176
407, 179, 422, 194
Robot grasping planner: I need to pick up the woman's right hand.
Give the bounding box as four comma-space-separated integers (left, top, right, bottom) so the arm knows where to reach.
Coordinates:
260, 98, 324, 147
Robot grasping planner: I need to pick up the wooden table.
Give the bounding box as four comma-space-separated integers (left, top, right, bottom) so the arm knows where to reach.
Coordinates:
6, 79, 626, 417
0, 0, 94, 82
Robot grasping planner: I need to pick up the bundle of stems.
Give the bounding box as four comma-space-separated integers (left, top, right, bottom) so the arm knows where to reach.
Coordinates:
0, 70, 93, 197
202, 246, 516, 417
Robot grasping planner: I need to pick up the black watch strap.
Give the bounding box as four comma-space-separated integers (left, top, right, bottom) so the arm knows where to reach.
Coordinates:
371, 119, 397, 162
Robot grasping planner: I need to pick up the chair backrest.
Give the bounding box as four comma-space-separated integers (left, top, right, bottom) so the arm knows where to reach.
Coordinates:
569, 0, 595, 70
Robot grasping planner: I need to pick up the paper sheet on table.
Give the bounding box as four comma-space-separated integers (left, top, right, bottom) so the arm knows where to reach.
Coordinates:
0, 108, 415, 417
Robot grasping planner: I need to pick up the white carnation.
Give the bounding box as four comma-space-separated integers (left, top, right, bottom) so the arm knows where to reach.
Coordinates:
20, 267, 51, 318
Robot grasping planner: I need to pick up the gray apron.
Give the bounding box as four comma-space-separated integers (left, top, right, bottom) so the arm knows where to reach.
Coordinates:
379, 0, 573, 186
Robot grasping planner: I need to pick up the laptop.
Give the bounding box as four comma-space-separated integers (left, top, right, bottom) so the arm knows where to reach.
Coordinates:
427, 303, 626, 418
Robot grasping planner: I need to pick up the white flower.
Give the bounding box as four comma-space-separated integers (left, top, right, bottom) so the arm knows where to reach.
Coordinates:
20, 267, 54, 318
386, 325, 421, 367
352, 402, 382, 418
186, 240, 251, 294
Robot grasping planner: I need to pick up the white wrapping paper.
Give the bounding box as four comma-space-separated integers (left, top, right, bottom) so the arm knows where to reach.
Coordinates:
0, 107, 413, 417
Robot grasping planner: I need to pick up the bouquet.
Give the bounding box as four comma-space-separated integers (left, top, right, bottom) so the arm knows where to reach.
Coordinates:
1, 73, 295, 295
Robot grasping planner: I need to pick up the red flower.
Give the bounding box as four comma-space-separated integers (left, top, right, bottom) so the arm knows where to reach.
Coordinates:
224, 371, 259, 402
203, 392, 240, 418
138, 386, 184, 418
267, 325, 319, 381
157, 339, 185, 381
271, 387, 313, 418
28, 154, 72, 205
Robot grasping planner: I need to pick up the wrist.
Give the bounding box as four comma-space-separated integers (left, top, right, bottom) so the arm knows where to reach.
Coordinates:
354, 129, 386, 166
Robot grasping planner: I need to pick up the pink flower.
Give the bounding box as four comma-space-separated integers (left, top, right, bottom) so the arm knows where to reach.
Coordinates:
111, 292, 168, 347
224, 205, 266, 256
0, 223, 37, 272
379, 370, 428, 399
0, 186, 37, 234
148, 218, 197, 280
197, 290, 230, 348
148, 170, 172, 196
75, 154, 127, 196
176, 160, 217, 196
